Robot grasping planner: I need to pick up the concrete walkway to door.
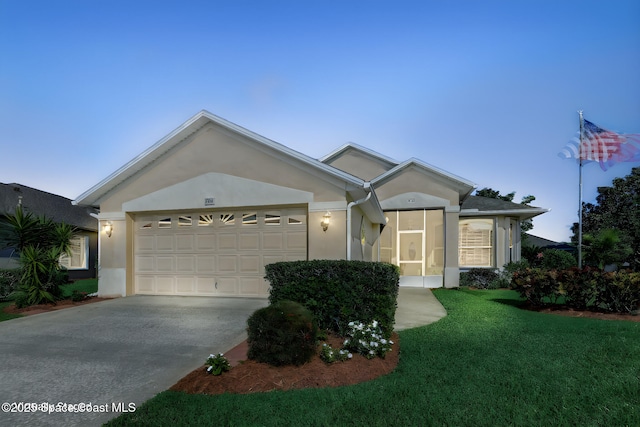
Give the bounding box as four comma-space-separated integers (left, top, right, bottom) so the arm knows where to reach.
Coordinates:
394, 288, 447, 330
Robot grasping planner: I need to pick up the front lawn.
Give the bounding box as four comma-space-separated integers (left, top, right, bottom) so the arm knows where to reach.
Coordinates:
107, 289, 640, 426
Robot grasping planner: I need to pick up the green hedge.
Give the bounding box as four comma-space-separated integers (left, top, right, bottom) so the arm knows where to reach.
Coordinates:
512, 267, 640, 313
265, 260, 400, 336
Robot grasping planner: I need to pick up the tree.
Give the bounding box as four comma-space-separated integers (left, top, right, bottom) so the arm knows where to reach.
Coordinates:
475, 187, 537, 234
571, 167, 640, 270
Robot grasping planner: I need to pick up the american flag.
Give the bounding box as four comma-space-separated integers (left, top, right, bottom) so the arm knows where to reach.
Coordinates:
559, 119, 640, 170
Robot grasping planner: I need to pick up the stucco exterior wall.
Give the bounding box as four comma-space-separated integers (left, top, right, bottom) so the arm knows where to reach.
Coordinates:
308, 209, 346, 260
100, 123, 345, 212
374, 168, 460, 207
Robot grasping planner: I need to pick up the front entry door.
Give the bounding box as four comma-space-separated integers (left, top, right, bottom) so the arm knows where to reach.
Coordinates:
399, 231, 424, 286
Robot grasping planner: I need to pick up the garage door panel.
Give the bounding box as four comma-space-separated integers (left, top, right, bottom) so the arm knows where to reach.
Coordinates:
263, 232, 284, 250
136, 276, 155, 293
177, 277, 195, 293
286, 252, 307, 261
196, 255, 216, 272
196, 235, 216, 251
176, 256, 195, 273
136, 235, 155, 251
216, 277, 238, 294
136, 256, 155, 272
286, 231, 307, 249
156, 235, 174, 251
155, 277, 175, 293
218, 233, 237, 251
156, 256, 175, 272
218, 255, 237, 273
196, 277, 216, 293
239, 232, 260, 250
239, 277, 263, 295
176, 234, 195, 251
239, 255, 260, 273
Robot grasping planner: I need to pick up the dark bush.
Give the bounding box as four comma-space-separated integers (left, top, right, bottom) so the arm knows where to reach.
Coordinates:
246, 300, 318, 367
459, 268, 500, 289
514, 267, 640, 314
541, 249, 576, 270
0, 269, 20, 301
265, 260, 399, 336
511, 268, 561, 305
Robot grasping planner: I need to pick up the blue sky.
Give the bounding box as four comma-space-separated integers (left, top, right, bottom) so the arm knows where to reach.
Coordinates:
1, 0, 638, 242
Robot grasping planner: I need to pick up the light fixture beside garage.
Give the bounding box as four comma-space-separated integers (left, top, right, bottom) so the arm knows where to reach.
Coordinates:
103, 221, 113, 238
321, 211, 331, 232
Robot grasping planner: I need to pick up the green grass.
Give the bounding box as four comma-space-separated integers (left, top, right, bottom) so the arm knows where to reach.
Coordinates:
0, 300, 22, 322
60, 278, 98, 298
109, 288, 639, 426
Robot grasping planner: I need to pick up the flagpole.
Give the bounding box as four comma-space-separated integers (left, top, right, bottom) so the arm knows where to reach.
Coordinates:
578, 110, 584, 268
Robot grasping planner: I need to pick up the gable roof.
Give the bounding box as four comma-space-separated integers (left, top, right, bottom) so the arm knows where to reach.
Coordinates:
74, 110, 373, 208
320, 142, 399, 169
0, 183, 98, 231
460, 196, 548, 219
73, 110, 386, 224
372, 158, 477, 201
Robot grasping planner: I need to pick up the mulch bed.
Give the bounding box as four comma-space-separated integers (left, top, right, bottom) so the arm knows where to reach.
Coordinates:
2, 296, 113, 316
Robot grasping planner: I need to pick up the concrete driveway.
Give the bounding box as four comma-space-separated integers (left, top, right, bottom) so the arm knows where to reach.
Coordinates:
0, 296, 267, 427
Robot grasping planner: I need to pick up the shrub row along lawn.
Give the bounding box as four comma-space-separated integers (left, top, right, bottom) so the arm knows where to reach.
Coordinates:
107, 289, 640, 426
0, 279, 98, 323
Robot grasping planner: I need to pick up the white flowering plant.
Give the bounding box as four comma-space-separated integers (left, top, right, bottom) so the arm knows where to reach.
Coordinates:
319, 343, 352, 363
205, 353, 231, 376
343, 320, 393, 359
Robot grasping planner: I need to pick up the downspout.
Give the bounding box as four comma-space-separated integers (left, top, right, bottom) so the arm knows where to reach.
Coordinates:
346, 183, 372, 261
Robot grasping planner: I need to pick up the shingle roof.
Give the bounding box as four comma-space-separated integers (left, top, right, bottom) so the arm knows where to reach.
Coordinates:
0, 183, 98, 231
460, 196, 548, 219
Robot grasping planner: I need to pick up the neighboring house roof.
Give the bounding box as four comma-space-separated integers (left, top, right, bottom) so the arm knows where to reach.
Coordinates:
460, 196, 549, 219
525, 234, 575, 251
0, 183, 98, 231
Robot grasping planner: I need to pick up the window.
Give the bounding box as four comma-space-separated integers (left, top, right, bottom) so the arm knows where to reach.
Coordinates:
265, 212, 281, 225
59, 236, 89, 270
198, 214, 214, 226
288, 214, 306, 225
459, 219, 494, 267
158, 218, 172, 228
178, 216, 192, 227
219, 213, 235, 225
242, 212, 257, 225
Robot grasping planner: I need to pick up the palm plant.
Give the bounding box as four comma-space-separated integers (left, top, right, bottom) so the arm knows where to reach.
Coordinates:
1, 206, 74, 307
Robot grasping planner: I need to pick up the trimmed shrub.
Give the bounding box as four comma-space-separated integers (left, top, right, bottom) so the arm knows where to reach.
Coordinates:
246, 300, 318, 366
459, 268, 500, 289
265, 260, 399, 336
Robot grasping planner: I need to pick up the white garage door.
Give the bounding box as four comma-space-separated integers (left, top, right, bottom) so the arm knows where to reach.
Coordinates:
134, 208, 307, 296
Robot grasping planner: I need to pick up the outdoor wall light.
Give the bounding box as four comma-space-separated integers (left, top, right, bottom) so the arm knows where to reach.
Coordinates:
103, 221, 113, 238
321, 211, 331, 232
